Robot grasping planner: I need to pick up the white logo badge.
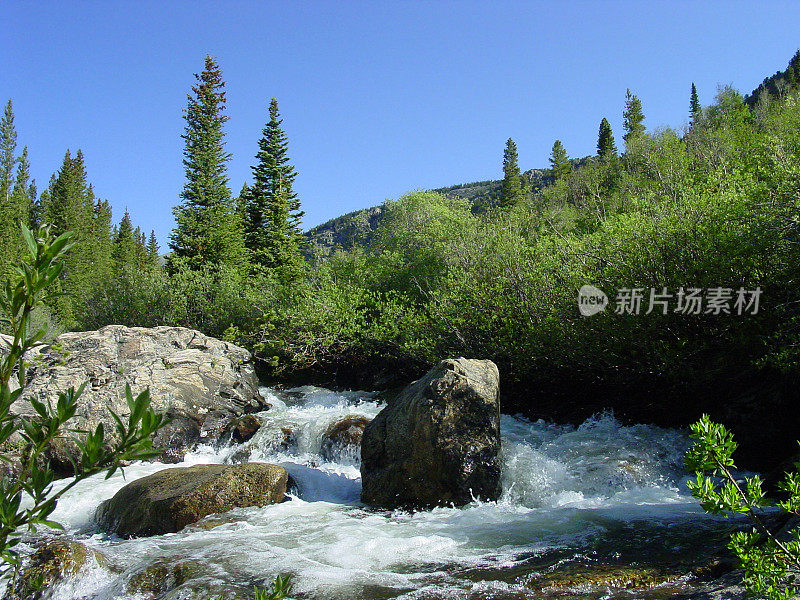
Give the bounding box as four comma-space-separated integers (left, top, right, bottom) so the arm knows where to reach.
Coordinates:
578, 285, 608, 317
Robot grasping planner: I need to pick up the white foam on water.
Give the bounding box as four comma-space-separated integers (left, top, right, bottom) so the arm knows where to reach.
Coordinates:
32, 386, 723, 600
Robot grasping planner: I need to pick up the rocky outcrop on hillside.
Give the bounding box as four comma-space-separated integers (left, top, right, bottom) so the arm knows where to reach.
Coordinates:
9, 325, 268, 467
305, 205, 385, 260
360, 357, 501, 509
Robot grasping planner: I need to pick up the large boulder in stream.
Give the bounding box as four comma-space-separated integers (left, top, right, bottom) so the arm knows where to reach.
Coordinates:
361, 358, 501, 509
8, 325, 268, 468
96, 463, 289, 537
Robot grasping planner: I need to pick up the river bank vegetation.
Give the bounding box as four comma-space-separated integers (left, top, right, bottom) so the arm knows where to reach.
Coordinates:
3, 52, 800, 470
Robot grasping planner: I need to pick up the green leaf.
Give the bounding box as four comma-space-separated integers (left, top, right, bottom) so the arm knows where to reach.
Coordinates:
20, 225, 38, 260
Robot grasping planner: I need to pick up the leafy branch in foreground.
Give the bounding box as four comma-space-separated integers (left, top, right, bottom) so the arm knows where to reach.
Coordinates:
254, 574, 292, 600
0, 225, 166, 587
685, 415, 800, 600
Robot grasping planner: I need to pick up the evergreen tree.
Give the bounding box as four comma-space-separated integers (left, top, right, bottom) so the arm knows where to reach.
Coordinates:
0, 146, 34, 271
11, 147, 33, 219
0, 100, 17, 204
0, 100, 20, 272
549, 140, 572, 180
135, 226, 148, 267
786, 50, 800, 88
597, 118, 618, 160
34, 175, 56, 230
169, 55, 248, 273
89, 197, 113, 284
42, 151, 92, 236
245, 98, 305, 273
147, 230, 160, 267
112, 210, 138, 274
26, 179, 38, 228
235, 182, 250, 223
622, 89, 646, 147
40, 150, 111, 325
499, 138, 523, 209
690, 83, 701, 127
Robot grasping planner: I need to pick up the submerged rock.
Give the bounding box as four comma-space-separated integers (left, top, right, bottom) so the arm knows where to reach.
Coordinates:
531, 564, 685, 590
126, 559, 201, 596
320, 415, 370, 461
361, 357, 501, 509
9, 325, 268, 470
229, 414, 263, 444
9, 539, 107, 600
95, 462, 289, 537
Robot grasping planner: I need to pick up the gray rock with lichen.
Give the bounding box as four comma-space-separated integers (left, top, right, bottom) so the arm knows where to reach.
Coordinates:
360, 357, 501, 509
9, 325, 268, 467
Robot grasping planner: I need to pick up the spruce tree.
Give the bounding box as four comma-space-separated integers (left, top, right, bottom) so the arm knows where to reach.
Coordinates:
147, 231, 160, 267
549, 140, 572, 180
245, 98, 305, 274
0, 100, 20, 271
89, 197, 113, 284
235, 182, 250, 224
690, 83, 701, 127
40, 150, 110, 326
43, 151, 92, 237
499, 138, 523, 209
11, 147, 33, 220
0, 145, 34, 272
112, 210, 139, 274
169, 55, 248, 274
26, 179, 38, 228
597, 118, 618, 160
0, 100, 17, 204
135, 226, 149, 268
622, 89, 645, 147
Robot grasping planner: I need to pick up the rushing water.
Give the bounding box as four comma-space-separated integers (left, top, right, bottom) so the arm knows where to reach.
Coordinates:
23, 386, 742, 599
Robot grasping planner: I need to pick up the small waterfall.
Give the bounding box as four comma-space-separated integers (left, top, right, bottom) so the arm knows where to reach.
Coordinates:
22, 386, 737, 600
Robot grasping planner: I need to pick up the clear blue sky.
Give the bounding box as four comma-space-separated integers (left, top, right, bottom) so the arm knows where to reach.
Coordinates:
2, 1, 799, 246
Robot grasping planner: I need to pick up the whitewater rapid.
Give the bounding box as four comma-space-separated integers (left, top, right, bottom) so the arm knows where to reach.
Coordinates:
20, 386, 734, 599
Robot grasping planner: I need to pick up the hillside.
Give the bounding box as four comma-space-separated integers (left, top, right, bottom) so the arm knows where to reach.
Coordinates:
304, 164, 573, 260
745, 49, 800, 105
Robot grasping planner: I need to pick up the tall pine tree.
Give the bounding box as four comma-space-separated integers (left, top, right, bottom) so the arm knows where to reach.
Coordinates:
689, 83, 701, 128
147, 230, 160, 268
499, 138, 523, 209
40, 150, 112, 326
245, 98, 305, 274
0, 100, 22, 271
0, 100, 17, 204
549, 140, 571, 180
169, 55, 248, 274
89, 196, 113, 284
112, 210, 155, 277
597, 118, 618, 160
11, 146, 35, 221
622, 89, 646, 147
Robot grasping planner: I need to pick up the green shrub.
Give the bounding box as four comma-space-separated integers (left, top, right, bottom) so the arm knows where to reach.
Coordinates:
686, 415, 800, 600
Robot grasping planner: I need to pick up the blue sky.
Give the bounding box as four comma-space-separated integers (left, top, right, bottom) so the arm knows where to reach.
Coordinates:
2, 1, 799, 246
